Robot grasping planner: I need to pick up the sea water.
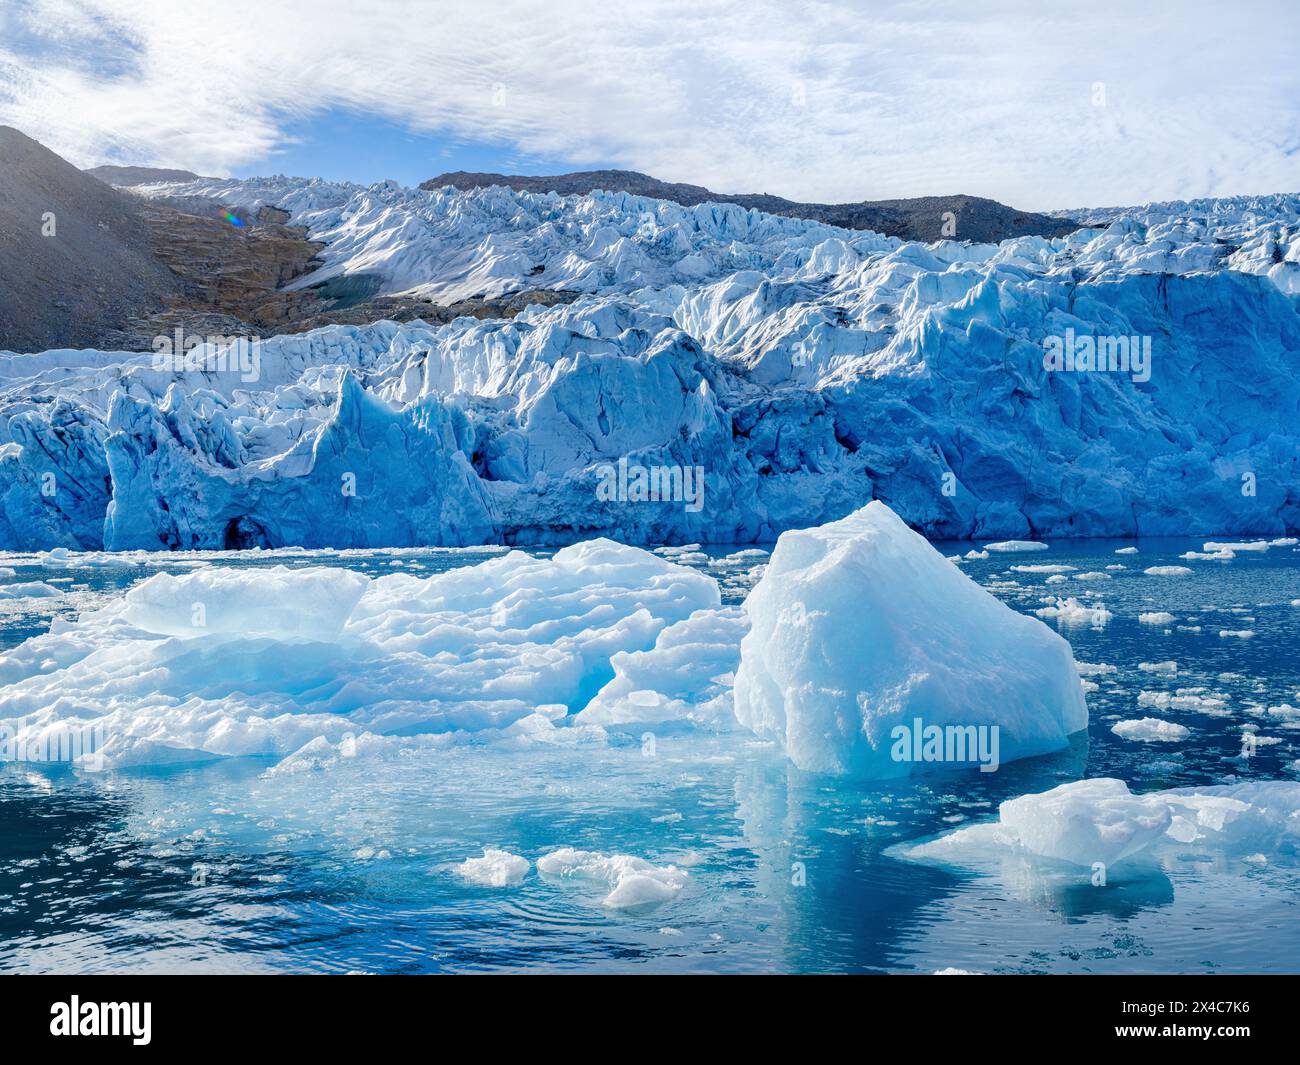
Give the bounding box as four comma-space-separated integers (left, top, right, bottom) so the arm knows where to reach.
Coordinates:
1, 538, 1297, 973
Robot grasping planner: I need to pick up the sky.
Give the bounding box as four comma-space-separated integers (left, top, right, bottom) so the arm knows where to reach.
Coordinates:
0, 0, 1297, 210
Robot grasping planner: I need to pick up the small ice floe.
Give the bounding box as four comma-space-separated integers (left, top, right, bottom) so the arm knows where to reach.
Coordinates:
964, 549, 989, 559
1112, 718, 1190, 743
1035, 597, 1111, 626
983, 540, 1049, 553
1205, 540, 1271, 553
1144, 565, 1193, 576
1115, 546, 1139, 554
1073, 571, 1111, 581
1139, 660, 1178, 673
1010, 564, 1075, 573
1046, 574, 1067, 584
1075, 661, 1117, 676
0, 581, 63, 599
1139, 611, 1176, 625
536, 847, 689, 910
934, 967, 979, 975
450, 848, 530, 887
1219, 629, 1256, 639
1139, 690, 1229, 716
894, 778, 1300, 870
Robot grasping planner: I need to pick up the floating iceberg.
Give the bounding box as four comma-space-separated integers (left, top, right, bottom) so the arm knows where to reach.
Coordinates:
1111, 718, 1189, 742
1035, 597, 1112, 626
0, 540, 719, 768
732, 501, 1087, 777
450, 848, 530, 888
897, 778, 1300, 869
536, 847, 690, 909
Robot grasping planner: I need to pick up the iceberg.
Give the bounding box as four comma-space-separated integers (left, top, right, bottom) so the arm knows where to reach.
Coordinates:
450, 848, 530, 888
1111, 718, 1190, 742
731, 501, 1087, 777
0, 540, 719, 768
536, 847, 690, 909
897, 778, 1300, 869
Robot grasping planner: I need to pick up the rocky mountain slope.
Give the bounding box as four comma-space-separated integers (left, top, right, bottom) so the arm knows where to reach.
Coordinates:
421, 168, 1079, 243
85, 164, 205, 186
1, 132, 567, 352
0, 126, 185, 352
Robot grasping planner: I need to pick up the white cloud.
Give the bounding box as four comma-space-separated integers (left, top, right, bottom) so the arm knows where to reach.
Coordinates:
1, 0, 1297, 209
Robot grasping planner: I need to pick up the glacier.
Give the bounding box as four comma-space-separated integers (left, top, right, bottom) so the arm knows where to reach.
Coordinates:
1, 179, 1298, 551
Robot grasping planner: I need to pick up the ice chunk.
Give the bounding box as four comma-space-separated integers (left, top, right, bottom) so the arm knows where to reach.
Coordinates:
1112, 718, 1190, 742
1035, 597, 1112, 626
536, 847, 689, 909
1075, 661, 1117, 676
576, 607, 747, 727
983, 541, 1049, 553
1138, 611, 1176, 625
1205, 540, 1271, 553
1144, 565, 1193, 576
450, 848, 530, 887
997, 779, 1172, 865
118, 565, 368, 640
0, 581, 63, 599
0, 541, 719, 768
898, 779, 1300, 869
732, 501, 1087, 777
1139, 660, 1178, 673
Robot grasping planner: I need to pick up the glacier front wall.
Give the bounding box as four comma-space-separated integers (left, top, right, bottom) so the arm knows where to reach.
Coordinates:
2, 185, 1298, 550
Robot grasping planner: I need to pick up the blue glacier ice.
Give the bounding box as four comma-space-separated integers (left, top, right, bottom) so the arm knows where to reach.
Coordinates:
734, 501, 1087, 776
2, 181, 1298, 551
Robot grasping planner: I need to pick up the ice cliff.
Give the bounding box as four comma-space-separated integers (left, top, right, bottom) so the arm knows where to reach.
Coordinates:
2, 179, 1298, 550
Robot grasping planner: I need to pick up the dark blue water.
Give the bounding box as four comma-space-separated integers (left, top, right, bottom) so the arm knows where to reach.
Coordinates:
1, 538, 1298, 973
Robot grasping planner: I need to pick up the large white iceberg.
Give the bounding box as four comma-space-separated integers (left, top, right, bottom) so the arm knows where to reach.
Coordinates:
0, 540, 719, 768
732, 500, 1088, 777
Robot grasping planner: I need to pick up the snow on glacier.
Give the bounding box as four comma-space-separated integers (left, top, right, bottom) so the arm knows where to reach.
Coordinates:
2, 179, 1299, 550
732, 500, 1088, 778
